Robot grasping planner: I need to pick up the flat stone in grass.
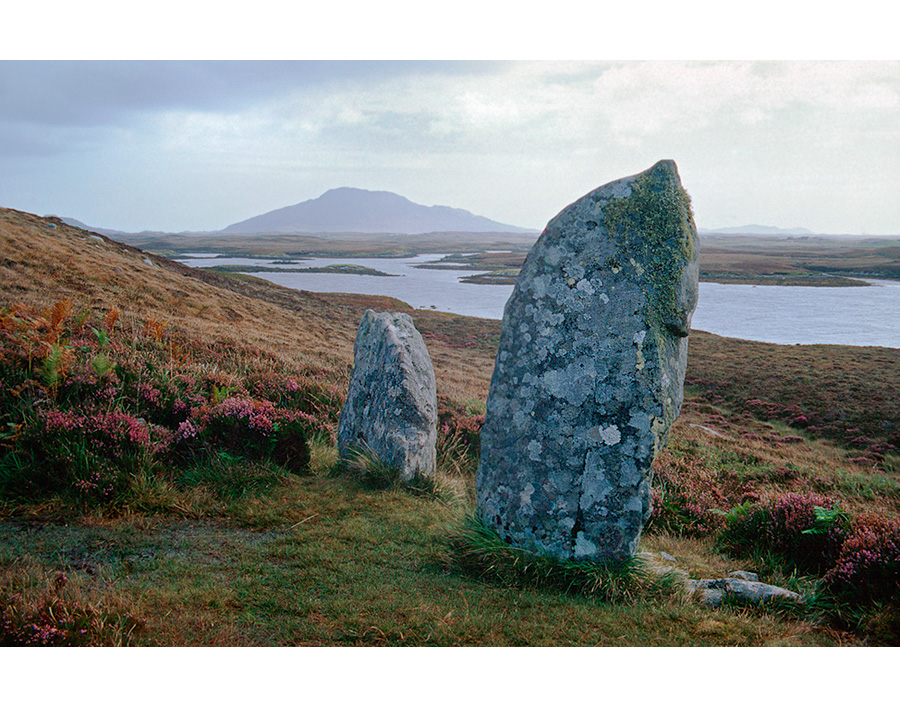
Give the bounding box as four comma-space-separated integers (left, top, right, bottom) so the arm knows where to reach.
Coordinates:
338, 310, 437, 480
476, 160, 699, 562
686, 576, 804, 607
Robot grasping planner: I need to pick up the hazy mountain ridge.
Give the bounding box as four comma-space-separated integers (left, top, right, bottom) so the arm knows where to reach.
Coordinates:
220, 187, 535, 235
54, 201, 895, 241
55, 217, 128, 238
701, 224, 815, 236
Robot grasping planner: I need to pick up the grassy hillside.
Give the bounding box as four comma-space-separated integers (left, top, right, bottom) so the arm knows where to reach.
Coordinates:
2, 207, 899, 647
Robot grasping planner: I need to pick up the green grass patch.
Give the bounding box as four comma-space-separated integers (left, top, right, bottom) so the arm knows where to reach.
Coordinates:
449, 514, 683, 602
175, 454, 293, 501
0, 472, 850, 646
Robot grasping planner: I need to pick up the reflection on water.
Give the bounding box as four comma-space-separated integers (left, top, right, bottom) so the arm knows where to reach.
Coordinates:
183, 253, 513, 320
175, 254, 900, 349
692, 279, 900, 348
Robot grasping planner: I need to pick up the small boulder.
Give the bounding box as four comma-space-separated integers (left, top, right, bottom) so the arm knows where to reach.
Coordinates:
686, 577, 803, 607
337, 310, 437, 481
728, 570, 760, 582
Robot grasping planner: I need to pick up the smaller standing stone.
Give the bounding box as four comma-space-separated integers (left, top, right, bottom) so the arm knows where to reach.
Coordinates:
338, 310, 437, 480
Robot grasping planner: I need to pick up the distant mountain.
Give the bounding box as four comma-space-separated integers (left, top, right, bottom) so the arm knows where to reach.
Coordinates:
55, 216, 127, 238
701, 224, 815, 236
220, 187, 534, 235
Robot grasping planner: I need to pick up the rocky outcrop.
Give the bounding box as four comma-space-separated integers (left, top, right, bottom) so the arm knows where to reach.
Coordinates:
337, 310, 437, 480
476, 160, 700, 562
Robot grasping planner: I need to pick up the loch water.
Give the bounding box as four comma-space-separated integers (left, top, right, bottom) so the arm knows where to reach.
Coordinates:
175, 254, 900, 349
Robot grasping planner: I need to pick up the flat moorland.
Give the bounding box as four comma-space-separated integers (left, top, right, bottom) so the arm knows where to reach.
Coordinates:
117, 229, 539, 259
699, 234, 900, 286
409, 234, 900, 287
1, 207, 898, 646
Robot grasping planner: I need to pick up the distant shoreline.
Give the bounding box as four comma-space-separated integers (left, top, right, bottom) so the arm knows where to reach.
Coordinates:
134, 227, 900, 289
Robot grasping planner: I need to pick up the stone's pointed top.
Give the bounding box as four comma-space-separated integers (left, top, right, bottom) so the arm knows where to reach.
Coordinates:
648, 158, 678, 174
646, 158, 682, 181
361, 307, 407, 326
626, 159, 682, 190
554, 161, 686, 225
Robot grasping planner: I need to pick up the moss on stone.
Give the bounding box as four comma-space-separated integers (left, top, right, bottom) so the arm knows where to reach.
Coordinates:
601, 161, 698, 339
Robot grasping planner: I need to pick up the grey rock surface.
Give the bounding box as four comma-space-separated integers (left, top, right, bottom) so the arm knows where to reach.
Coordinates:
686, 577, 803, 607
337, 310, 437, 480
476, 160, 699, 562
728, 570, 760, 582
636, 553, 802, 608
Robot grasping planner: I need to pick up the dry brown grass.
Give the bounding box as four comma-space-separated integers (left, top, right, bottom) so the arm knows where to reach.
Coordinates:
667, 407, 900, 519
1, 209, 347, 366
687, 330, 900, 460
0, 208, 498, 406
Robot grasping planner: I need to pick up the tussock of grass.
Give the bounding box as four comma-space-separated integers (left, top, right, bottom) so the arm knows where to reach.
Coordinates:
331, 447, 441, 498
436, 430, 479, 478
175, 455, 292, 501
448, 514, 681, 603
336, 448, 404, 490
308, 435, 341, 477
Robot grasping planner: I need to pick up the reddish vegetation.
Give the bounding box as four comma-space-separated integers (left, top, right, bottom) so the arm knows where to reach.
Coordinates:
687, 330, 900, 460
650, 446, 740, 536
825, 516, 900, 605
0, 569, 144, 646
1, 299, 338, 501
718, 492, 850, 574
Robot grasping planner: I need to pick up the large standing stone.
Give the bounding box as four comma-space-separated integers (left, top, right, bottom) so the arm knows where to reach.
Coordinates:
476, 160, 699, 562
338, 310, 437, 480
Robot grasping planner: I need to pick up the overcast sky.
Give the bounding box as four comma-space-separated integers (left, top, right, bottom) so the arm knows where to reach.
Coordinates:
2, 30, 898, 235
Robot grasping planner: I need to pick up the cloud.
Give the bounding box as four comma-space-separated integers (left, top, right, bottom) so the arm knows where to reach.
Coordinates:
0, 60, 897, 233
0, 61, 500, 124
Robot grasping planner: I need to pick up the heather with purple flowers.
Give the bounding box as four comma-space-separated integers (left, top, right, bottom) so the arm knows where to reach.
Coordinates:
1, 300, 336, 502
176, 420, 199, 440
10, 407, 166, 499
719, 491, 850, 574
437, 402, 485, 461
823, 516, 900, 605
195, 396, 312, 473
0, 569, 144, 646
